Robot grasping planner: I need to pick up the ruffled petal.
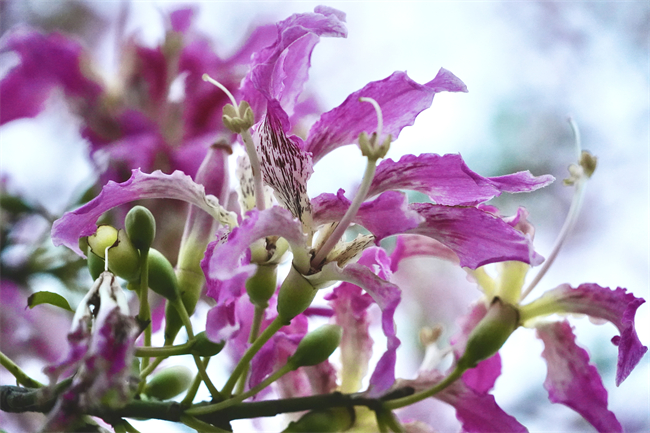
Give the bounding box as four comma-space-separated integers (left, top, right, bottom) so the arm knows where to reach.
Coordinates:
315, 248, 401, 395
520, 283, 648, 385
368, 154, 553, 205
536, 320, 623, 433
312, 189, 424, 241
256, 100, 313, 227
407, 203, 543, 269
324, 282, 373, 393
305, 69, 467, 163
205, 298, 241, 344
0, 28, 102, 124
205, 207, 310, 288
395, 370, 527, 433
51, 169, 237, 257
240, 6, 347, 119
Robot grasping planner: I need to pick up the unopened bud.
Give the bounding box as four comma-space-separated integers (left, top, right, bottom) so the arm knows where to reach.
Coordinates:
125, 205, 156, 252
288, 324, 342, 368
283, 406, 355, 432
277, 265, 318, 321
246, 264, 278, 307
191, 331, 226, 357
143, 365, 193, 400
457, 298, 519, 370
88, 226, 140, 282
147, 248, 180, 301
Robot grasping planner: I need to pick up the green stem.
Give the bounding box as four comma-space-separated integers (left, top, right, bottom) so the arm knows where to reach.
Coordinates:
192, 354, 221, 401
137, 249, 152, 371
181, 358, 210, 407
170, 297, 195, 339
139, 355, 167, 380
220, 315, 286, 397
180, 414, 230, 432
113, 419, 140, 433
0, 351, 43, 388
235, 304, 266, 395
134, 342, 194, 358
187, 363, 293, 416
383, 366, 466, 410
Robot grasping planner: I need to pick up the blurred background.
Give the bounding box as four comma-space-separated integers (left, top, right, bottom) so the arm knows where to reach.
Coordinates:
1, 1, 648, 432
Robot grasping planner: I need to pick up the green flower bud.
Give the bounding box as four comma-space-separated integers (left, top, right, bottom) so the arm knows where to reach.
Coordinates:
277, 265, 318, 321
147, 248, 180, 301
246, 264, 277, 307
191, 331, 226, 357
457, 298, 519, 370
283, 407, 355, 433
288, 324, 342, 368
87, 250, 105, 281
125, 205, 156, 252
143, 365, 193, 400
88, 226, 141, 282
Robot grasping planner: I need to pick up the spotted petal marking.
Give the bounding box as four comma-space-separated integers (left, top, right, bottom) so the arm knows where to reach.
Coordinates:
256, 100, 314, 231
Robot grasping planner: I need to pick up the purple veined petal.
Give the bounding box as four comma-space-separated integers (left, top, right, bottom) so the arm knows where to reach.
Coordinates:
305, 69, 467, 164
312, 189, 424, 242
206, 207, 310, 286
205, 298, 241, 344
536, 320, 623, 433
240, 6, 347, 119
395, 370, 528, 433
0, 28, 103, 125
449, 301, 502, 394
390, 234, 459, 273
315, 248, 401, 395
325, 282, 374, 393
520, 283, 648, 386
255, 100, 314, 227
201, 230, 251, 302
406, 203, 543, 269
367, 154, 554, 205
51, 169, 237, 257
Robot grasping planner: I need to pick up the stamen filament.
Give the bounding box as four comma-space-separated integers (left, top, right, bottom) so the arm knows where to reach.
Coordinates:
311, 158, 377, 268
359, 97, 384, 141
202, 74, 239, 114
520, 118, 588, 301
240, 129, 267, 211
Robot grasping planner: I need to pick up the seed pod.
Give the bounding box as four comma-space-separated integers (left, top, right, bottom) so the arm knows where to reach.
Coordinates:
288, 324, 342, 368
191, 331, 225, 357
143, 365, 193, 400
125, 205, 156, 252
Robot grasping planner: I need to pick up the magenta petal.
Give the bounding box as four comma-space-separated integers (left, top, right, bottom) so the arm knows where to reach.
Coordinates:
205, 299, 240, 344
536, 320, 623, 433
524, 283, 648, 385
407, 203, 542, 269
398, 370, 527, 433
312, 189, 423, 241
51, 169, 235, 257
325, 282, 373, 392
170, 8, 194, 33
240, 6, 347, 118
318, 248, 401, 395
206, 207, 309, 284
305, 69, 467, 163
0, 29, 102, 124
368, 154, 554, 205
